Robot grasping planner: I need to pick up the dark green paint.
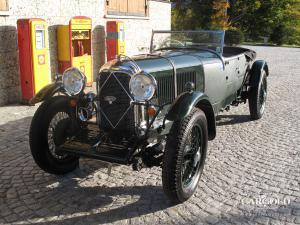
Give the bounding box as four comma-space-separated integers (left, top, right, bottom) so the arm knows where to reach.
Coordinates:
29, 82, 64, 105
165, 91, 216, 140
165, 91, 209, 121
249, 60, 269, 88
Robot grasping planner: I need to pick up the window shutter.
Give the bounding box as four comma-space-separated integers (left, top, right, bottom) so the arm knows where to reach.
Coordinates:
128, 0, 147, 17
0, 0, 8, 11
106, 0, 119, 15
119, 0, 128, 15
106, 0, 147, 17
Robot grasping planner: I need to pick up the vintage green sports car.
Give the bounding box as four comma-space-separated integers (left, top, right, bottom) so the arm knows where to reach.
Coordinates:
29, 30, 269, 203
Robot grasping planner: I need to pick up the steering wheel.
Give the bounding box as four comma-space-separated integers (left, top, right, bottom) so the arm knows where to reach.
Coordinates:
158, 38, 185, 49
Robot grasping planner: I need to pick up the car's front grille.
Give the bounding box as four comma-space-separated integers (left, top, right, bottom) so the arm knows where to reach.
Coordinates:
97, 71, 135, 134
156, 71, 197, 105
97, 70, 197, 132
177, 71, 197, 94
156, 74, 175, 105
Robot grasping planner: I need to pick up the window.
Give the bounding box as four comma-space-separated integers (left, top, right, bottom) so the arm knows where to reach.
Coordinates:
106, 0, 148, 17
0, 0, 9, 15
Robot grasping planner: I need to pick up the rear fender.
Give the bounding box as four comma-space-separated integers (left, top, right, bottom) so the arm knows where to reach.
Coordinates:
29, 82, 65, 105
166, 91, 216, 140
249, 60, 269, 88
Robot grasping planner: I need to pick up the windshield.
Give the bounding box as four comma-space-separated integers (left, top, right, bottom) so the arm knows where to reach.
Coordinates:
151, 30, 225, 55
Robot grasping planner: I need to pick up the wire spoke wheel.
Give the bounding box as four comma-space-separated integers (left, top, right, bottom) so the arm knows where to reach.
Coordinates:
259, 76, 267, 114
162, 108, 208, 203
249, 70, 268, 120
181, 125, 202, 188
30, 96, 79, 175
47, 112, 70, 160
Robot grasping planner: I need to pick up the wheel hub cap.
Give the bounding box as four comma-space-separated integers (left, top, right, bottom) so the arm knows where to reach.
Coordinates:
193, 148, 201, 167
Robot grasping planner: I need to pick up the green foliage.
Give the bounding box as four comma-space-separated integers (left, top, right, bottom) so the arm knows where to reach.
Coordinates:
283, 0, 300, 45
171, 0, 214, 30
225, 28, 245, 46
270, 24, 286, 45
171, 0, 300, 45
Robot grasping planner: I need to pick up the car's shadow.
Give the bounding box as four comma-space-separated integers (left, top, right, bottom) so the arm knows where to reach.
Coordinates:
24, 180, 169, 225
216, 114, 252, 126
0, 115, 171, 225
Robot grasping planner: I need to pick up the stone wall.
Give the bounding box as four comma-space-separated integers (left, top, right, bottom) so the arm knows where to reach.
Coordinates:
0, 0, 171, 106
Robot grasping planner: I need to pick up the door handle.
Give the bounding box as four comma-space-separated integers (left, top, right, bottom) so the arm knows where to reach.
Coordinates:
226, 76, 228, 80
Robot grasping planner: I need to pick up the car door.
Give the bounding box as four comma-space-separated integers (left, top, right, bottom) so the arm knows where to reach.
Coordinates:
234, 55, 248, 90
203, 58, 227, 113
224, 57, 238, 106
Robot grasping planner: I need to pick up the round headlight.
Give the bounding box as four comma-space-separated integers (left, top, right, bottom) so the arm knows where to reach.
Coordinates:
62, 67, 86, 96
129, 72, 157, 102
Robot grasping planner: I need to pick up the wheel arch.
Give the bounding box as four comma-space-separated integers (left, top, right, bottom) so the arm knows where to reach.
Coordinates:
195, 99, 216, 141
249, 60, 269, 88
165, 91, 216, 141
29, 82, 65, 105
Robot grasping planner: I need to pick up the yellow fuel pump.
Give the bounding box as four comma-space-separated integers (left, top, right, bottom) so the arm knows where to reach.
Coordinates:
17, 18, 51, 102
57, 16, 93, 86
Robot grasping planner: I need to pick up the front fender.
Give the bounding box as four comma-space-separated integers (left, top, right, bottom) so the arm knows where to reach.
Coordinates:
166, 91, 210, 121
165, 91, 216, 140
29, 82, 65, 105
249, 60, 269, 88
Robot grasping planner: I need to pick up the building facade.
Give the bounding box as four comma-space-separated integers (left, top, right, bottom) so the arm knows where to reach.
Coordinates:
0, 0, 171, 105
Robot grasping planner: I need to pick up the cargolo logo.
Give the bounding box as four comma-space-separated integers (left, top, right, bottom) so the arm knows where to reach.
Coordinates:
241, 195, 291, 208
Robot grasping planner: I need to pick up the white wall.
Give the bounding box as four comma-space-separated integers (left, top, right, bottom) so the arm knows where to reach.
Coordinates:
0, 0, 171, 105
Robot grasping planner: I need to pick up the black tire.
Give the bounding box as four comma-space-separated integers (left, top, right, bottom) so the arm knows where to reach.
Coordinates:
162, 108, 208, 204
248, 70, 268, 120
29, 96, 79, 175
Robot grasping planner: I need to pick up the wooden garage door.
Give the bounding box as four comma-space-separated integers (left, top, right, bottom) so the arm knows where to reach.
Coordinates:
106, 0, 148, 17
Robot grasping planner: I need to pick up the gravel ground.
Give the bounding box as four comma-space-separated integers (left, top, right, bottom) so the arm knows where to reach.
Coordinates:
0, 46, 299, 225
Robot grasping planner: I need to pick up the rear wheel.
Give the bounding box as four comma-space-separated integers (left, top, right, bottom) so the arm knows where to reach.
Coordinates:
162, 108, 208, 204
29, 96, 79, 175
248, 71, 267, 120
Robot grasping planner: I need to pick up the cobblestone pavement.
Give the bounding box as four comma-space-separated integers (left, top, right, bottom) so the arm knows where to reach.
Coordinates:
0, 46, 300, 225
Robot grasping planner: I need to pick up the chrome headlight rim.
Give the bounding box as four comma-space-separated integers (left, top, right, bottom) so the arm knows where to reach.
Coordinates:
62, 67, 86, 96
129, 72, 157, 102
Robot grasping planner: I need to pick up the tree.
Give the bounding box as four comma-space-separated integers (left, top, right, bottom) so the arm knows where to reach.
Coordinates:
270, 24, 286, 45
211, 0, 231, 30
171, 0, 300, 45
171, 0, 214, 30
228, 0, 300, 42
283, 0, 300, 45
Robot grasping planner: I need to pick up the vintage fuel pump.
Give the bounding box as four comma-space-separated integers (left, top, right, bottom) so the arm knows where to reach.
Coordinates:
17, 18, 51, 103
57, 16, 93, 86
106, 21, 126, 61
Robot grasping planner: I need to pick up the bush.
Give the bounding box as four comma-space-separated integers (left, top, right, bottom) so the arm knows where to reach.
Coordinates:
225, 29, 245, 46
270, 25, 286, 46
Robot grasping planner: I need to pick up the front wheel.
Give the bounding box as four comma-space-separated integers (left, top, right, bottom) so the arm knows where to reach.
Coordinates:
29, 96, 79, 175
162, 108, 208, 204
